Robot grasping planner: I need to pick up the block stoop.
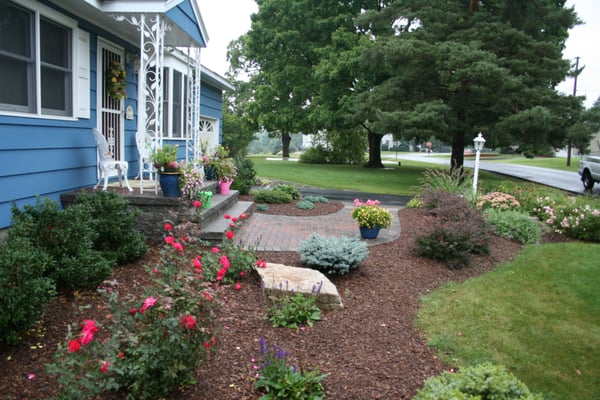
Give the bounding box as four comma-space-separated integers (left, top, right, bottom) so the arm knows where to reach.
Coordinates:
198, 188, 254, 243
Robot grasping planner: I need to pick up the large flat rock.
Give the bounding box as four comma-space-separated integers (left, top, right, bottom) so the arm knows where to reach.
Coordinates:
256, 263, 343, 311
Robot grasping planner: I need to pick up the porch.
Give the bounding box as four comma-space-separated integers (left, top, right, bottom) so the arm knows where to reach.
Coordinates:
60, 180, 254, 243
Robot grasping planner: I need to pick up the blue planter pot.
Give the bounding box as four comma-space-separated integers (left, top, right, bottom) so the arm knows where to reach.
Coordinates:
359, 226, 381, 239
205, 165, 216, 181
159, 173, 181, 197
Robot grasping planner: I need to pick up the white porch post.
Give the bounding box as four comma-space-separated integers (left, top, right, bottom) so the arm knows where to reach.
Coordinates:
185, 46, 202, 163
117, 13, 169, 193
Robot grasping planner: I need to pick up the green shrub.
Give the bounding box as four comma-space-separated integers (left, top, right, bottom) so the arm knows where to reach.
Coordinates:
416, 191, 491, 269
296, 200, 315, 210
406, 197, 423, 208
273, 184, 301, 200
298, 233, 368, 275
256, 204, 270, 211
414, 363, 544, 400
303, 195, 329, 203
253, 338, 327, 399
299, 144, 329, 164
232, 156, 257, 195
75, 191, 147, 264
267, 292, 321, 329
253, 189, 293, 204
484, 209, 543, 244
0, 237, 55, 346
10, 198, 113, 290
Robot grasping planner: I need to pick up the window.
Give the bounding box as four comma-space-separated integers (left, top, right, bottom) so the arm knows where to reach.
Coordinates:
0, 0, 73, 116
162, 67, 190, 138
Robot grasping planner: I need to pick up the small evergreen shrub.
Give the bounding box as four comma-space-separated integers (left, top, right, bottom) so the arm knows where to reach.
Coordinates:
298, 233, 368, 275
10, 198, 113, 290
303, 195, 329, 203
253, 338, 327, 399
273, 184, 301, 200
232, 156, 257, 195
253, 189, 293, 204
416, 191, 491, 269
256, 204, 269, 212
75, 191, 147, 264
0, 237, 55, 346
296, 200, 315, 210
414, 363, 544, 400
267, 292, 321, 329
484, 209, 543, 244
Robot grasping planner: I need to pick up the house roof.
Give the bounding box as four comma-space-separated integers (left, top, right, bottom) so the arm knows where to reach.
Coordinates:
53, 0, 208, 48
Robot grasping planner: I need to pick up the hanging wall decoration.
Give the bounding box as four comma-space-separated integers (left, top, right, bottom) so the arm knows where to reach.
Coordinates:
106, 60, 127, 101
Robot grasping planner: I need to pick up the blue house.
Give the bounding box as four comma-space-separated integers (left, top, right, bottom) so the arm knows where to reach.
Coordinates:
0, 0, 233, 230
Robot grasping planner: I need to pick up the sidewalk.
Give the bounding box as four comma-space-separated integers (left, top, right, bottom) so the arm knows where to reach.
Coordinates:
237, 204, 401, 251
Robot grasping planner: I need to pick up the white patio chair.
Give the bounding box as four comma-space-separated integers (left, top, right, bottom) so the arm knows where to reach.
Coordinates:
135, 130, 158, 193
92, 128, 133, 192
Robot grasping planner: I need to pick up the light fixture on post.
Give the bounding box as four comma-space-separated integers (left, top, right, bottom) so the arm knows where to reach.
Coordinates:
472, 132, 486, 195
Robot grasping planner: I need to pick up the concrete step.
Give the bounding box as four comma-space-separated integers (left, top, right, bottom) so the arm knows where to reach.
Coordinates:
200, 200, 255, 243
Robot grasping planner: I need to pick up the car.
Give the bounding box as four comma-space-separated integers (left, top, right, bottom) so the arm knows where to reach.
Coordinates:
578, 155, 600, 190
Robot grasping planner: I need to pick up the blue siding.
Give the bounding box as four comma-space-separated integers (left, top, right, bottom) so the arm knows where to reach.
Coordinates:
166, 1, 206, 47
0, 2, 224, 230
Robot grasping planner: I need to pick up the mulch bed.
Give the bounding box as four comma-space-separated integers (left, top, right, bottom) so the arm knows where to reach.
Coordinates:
1, 200, 540, 399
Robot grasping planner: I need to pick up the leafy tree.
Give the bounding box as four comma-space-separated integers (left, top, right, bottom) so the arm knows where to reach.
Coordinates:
229, 0, 378, 159
221, 80, 258, 157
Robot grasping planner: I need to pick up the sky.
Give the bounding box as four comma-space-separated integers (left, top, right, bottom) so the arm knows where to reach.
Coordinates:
198, 0, 600, 108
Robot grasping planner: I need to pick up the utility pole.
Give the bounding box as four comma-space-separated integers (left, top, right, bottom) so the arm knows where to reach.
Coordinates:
567, 56, 580, 167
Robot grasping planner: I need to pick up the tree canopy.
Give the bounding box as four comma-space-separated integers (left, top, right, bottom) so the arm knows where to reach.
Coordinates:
229, 0, 581, 168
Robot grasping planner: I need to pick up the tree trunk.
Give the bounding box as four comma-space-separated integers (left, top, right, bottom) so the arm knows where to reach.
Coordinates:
450, 130, 465, 171
282, 133, 291, 158
365, 130, 384, 168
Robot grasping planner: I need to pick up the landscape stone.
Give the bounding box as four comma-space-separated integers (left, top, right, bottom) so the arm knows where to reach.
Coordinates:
256, 263, 343, 311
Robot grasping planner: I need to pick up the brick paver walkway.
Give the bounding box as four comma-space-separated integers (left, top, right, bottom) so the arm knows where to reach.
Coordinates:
237, 205, 401, 251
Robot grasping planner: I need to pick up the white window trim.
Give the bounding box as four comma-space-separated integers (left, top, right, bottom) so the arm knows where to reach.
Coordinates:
1, 0, 82, 120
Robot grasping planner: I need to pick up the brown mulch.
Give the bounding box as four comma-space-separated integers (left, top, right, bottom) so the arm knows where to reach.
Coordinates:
2, 201, 561, 400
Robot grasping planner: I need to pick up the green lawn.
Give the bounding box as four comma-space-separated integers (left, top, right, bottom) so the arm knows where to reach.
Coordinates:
249, 156, 512, 196
416, 243, 600, 400
489, 156, 581, 172
380, 151, 581, 172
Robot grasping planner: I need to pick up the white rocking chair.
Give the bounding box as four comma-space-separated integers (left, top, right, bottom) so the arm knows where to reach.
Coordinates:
135, 130, 158, 194
92, 128, 133, 192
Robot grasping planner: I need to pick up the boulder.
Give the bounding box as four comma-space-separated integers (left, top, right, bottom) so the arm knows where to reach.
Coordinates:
256, 263, 343, 311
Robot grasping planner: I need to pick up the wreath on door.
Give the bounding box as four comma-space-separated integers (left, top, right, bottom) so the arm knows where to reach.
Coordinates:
106, 60, 127, 101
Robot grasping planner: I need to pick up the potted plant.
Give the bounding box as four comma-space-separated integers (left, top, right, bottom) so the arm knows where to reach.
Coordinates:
178, 161, 204, 202
351, 199, 393, 239
152, 144, 181, 197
